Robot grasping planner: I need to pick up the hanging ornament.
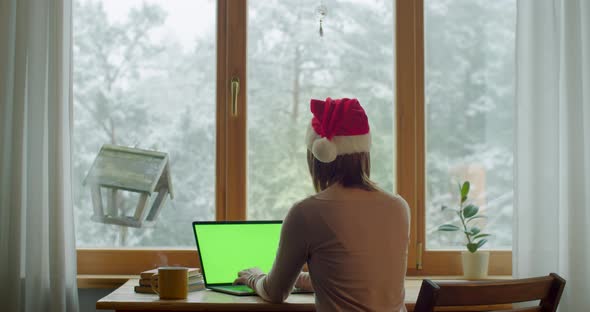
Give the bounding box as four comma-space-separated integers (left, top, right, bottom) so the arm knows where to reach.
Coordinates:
315, 3, 328, 38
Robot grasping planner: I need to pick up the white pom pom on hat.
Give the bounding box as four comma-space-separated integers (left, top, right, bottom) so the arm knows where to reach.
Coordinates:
306, 97, 371, 162
312, 137, 338, 163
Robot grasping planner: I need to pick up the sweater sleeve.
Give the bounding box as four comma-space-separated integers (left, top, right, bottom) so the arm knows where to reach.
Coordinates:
246, 205, 309, 303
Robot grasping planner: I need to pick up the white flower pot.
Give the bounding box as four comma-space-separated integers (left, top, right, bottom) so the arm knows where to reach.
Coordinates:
461, 251, 489, 279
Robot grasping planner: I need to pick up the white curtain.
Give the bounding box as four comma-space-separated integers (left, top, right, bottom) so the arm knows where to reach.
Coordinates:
514, 0, 590, 311
0, 0, 79, 311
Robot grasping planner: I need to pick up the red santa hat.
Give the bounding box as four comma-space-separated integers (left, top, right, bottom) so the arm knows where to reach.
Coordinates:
305, 97, 371, 163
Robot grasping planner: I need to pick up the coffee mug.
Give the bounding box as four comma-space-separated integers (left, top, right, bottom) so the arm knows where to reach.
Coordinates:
151, 266, 188, 299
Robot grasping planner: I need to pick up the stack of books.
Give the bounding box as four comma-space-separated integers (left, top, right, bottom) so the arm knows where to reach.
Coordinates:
134, 267, 205, 294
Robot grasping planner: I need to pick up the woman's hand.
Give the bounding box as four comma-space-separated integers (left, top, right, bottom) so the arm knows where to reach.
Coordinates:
233, 267, 264, 287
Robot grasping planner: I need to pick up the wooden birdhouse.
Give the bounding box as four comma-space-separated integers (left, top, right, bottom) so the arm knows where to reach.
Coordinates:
83, 144, 174, 228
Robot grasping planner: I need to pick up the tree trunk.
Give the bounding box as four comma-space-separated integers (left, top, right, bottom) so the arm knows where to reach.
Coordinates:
291, 45, 301, 122
106, 117, 130, 247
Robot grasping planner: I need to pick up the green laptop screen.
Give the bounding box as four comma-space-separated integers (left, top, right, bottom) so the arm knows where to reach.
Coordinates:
194, 223, 282, 285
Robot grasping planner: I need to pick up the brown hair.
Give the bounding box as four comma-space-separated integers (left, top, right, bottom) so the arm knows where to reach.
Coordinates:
307, 150, 379, 192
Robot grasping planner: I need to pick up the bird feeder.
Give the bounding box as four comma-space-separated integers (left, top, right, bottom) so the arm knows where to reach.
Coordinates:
83, 144, 174, 228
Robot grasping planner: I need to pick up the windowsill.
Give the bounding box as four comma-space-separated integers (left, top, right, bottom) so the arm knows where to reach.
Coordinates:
77, 274, 513, 289
78, 275, 138, 289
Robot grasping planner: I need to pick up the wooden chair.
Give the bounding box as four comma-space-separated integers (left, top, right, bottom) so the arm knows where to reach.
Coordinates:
414, 273, 566, 312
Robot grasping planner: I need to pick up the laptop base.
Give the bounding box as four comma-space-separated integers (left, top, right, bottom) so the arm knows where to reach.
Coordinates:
208, 285, 256, 296
208, 285, 314, 296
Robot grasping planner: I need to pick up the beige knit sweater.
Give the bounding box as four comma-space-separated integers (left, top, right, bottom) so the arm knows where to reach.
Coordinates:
247, 185, 410, 311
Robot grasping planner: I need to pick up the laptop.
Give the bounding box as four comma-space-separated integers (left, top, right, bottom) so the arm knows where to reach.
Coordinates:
192, 221, 312, 296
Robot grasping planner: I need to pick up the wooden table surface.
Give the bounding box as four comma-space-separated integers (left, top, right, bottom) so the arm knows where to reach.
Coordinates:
96, 278, 511, 312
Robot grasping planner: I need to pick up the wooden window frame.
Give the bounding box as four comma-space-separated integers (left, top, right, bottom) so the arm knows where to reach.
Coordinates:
396, 0, 511, 276
77, 0, 511, 278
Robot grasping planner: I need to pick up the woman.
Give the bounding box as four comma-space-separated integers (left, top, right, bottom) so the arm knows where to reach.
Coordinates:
235, 98, 410, 311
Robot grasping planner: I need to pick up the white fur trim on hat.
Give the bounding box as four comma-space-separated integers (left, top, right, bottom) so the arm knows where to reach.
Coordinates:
305, 125, 371, 163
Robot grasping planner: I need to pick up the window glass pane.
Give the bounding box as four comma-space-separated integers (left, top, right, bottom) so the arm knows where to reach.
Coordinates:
247, 0, 396, 220
73, 0, 216, 247
425, 0, 515, 250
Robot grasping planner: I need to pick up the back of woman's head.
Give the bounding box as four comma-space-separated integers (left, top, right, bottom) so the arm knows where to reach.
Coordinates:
307, 150, 377, 192
305, 97, 378, 192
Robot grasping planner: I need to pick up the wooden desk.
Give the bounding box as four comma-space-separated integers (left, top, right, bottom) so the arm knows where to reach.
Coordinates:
97, 279, 510, 311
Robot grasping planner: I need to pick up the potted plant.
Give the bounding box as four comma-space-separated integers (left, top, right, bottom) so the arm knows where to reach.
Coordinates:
438, 181, 491, 279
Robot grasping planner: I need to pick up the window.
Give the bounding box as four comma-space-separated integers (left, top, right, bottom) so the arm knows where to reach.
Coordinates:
73, 0, 216, 248
424, 0, 515, 251
246, 0, 395, 220
74, 0, 514, 276
416, 0, 516, 275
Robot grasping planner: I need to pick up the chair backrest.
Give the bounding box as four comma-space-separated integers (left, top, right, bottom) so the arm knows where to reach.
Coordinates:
414, 273, 566, 312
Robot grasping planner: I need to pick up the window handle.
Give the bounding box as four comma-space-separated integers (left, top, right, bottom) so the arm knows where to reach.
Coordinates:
231, 77, 240, 117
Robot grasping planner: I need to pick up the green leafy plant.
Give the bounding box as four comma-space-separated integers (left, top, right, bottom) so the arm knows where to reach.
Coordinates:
438, 181, 490, 253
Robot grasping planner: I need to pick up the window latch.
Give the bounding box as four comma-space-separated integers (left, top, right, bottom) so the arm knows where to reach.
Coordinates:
231, 77, 240, 117
417, 241, 423, 270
